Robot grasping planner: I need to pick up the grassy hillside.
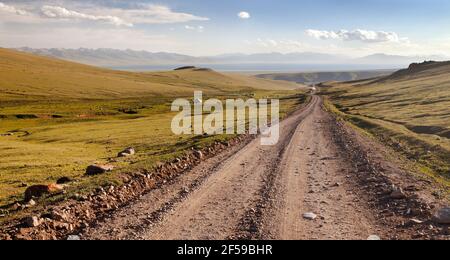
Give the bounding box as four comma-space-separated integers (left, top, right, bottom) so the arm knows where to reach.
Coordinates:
322, 61, 450, 186
0, 48, 301, 103
257, 70, 393, 84
0, 49, 306, 209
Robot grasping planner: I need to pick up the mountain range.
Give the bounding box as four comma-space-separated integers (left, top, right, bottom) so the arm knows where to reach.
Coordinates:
16, 47, 448, 71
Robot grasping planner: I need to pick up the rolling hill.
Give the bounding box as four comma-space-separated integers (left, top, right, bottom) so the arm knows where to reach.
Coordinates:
323, 60, 450, 181
256, 70, 394, 84
0, 48, 302, 102
324, 61, 450, 138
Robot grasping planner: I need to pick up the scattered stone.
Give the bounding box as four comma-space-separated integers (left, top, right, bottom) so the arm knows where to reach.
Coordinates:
27, 199, 36, 207
119, 148, 135, 157
11, 203, 22, 211
442, 226, 449, 236
302, 212, 317, 220
181, 186, 190, 194
405, 185, 419, 192
67, 235, 81, 241
406, 218, 424, 226
85, 164, 114, 176
332, 182, 341, 187
193, 150, 203, 159
367, 235, 381, 240
118, 147, 136, 157
51, 210, 69, 222
390, 187, 406, 200
24, 216, 41, 227
24, 184, 64, 201
433, 207, 450, 224
56, 177, 72, 184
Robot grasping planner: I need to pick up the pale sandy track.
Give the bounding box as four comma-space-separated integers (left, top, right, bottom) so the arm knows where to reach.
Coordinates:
261, 97, 379, 240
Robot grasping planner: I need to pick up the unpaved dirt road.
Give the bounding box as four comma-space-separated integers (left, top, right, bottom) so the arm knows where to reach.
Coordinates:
82, 95, 447, 240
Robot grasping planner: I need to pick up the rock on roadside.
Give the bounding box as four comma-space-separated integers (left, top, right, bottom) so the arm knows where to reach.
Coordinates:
390, 187, 406, 200
85, 164, 115, 176
193, 150, 203, 160
24, 184, 64, 201
24, 216, 41, 227
433, 207, 450, 224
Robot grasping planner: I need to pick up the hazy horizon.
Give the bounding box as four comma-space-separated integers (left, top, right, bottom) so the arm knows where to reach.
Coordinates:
13, 46, 445, 72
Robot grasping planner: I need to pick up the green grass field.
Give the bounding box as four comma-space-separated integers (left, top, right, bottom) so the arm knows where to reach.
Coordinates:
322, 61, 450, 187
0, 48, 306, 208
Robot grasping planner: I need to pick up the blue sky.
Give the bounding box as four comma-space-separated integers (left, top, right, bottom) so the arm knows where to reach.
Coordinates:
1, 0, 449, 56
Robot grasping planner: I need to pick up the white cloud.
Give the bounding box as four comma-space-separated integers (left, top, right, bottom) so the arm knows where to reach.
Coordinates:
41, 5, 133, 27
306, 29, 405, 43
238, 11, 251, 19
185, 25, 204, 32
0, 2, 28, 15
117, 4, 209, 24
1, 3, 209, 26
306, 30, 340, 40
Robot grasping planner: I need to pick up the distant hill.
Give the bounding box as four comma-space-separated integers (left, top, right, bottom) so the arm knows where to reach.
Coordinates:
0, 48, 301, 102
256, 70, 394, 84
354, 53, 447, 65
16, 48, 448, 70
16, 48, 346, 67
377, 60, 450, 82
16, 47, 208, 67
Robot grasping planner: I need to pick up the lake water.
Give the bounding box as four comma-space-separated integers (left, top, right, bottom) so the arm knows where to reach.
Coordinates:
108, 63, 402, 74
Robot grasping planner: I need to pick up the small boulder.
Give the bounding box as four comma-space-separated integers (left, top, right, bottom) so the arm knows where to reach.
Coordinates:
86, 164, 114, 176
433, 207, 450, 224
24, 216, 41, 227
56, 177, 72, 185
24, 184, 64, 201
118, 147, 135, 157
